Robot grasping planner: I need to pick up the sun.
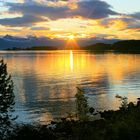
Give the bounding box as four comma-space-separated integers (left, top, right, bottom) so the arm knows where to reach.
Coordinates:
68, 35, 75, 40
66, 34, 79, 49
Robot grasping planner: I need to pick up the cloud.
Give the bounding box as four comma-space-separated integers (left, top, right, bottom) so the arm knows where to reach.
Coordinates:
73, 0, 118, 19
0, 14, 47, 26
5, 1, 69, 20
1, 0, 139, 39
5, 0, 118, 20
121, 17, 140, 29
101, 15, 140, 30
130, 12, 140, 20
31, 27, 50, 30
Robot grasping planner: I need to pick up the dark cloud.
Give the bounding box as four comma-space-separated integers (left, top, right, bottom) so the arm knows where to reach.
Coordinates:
5, 0, 118, 20
122, 12, 140, 29
101, 16, 140, 30
0, 0, 119, 27
73, 0, 118, 19
0, 14, 47, 26
5, 2, 69, 20
130, 12, 140, 20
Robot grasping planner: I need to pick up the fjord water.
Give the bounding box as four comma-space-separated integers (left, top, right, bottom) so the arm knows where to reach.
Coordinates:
1, 50, 140, 124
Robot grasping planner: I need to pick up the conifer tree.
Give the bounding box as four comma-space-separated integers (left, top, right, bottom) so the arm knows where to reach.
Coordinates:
75, 87, 89, 121
0, 59, 15, 138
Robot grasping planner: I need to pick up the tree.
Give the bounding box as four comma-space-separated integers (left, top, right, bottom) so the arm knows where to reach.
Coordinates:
75, 87, 89, 121
0, 59, 15, 138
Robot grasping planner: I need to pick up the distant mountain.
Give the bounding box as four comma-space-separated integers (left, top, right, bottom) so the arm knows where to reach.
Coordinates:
0, 35, 119, 50
3, 35, 28, 42
78, 38, 119, 46
3, 36, 140, 52
82, 40, 140, 53
0, 35, 65, 50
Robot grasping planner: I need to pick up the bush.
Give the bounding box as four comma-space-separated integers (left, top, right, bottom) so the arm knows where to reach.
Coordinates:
8, 125, 56, 140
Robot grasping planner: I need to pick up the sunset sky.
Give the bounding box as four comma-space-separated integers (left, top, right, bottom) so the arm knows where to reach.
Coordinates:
0, 0, 140, 39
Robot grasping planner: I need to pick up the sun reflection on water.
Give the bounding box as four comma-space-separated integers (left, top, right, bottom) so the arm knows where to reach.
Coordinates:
2, 51, 140, 123
70, 50, 73, 71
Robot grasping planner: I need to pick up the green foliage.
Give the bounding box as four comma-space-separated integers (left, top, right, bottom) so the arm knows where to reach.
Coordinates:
7, 125, 56, 140
89, 107, 95, 114
75, 88, 89, 121
0, 60, 15, 113
86, 40, 140, 53
0, 59, 15, 139
5, 98, 140, 140
119, 97, 128, 111
55, 100, 140, 140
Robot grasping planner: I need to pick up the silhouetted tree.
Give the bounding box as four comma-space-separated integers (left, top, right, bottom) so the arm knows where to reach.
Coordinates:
75, 87, 89, 121
0, 59, 15, 139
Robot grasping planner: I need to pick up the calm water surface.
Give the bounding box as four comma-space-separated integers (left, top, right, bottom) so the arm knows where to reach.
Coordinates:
0, 50, 140, 124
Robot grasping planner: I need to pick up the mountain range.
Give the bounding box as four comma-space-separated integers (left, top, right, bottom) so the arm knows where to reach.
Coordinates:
0, 35, 119, 50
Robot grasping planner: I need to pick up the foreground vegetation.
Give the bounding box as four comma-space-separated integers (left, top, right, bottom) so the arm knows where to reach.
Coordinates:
1, 59, 140, 140
5, 98, 140, 140
0, 59, 15, 139
4, 90, 140, 140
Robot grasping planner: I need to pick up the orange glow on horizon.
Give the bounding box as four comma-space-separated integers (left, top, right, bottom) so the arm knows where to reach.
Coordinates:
68, 35, 75, 40
0, 16, 140, 40
65, 34, 79, 49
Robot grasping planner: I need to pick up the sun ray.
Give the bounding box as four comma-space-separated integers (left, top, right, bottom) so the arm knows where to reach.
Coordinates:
65, 35, 79, 49
68, 35, 75, 40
